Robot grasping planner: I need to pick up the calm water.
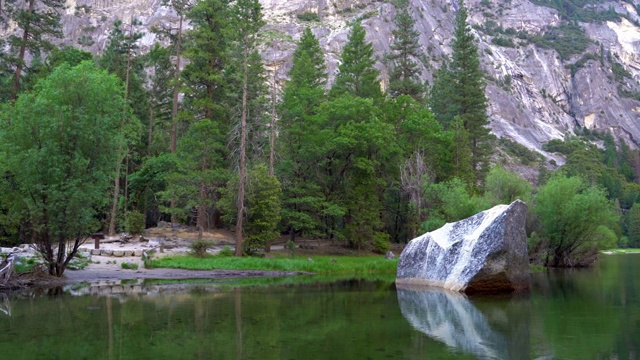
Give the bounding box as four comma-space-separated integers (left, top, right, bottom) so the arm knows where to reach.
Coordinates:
0, 255, 638, 360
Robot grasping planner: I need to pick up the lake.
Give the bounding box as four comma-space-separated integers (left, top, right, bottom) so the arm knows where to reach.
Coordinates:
0, 254, 638, 359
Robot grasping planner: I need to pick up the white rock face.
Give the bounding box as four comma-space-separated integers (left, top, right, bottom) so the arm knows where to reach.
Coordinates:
396, 200, 530, 293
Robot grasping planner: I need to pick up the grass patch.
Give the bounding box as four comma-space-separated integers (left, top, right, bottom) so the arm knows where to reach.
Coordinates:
602, 248, 640, 254
148, 255, 398, 276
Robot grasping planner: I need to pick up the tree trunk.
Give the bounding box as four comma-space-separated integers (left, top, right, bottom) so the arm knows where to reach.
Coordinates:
170, 12, 183, 154
148, 107, 154, 155
269, 64, 278, 176
108, 19, 133, 236
10, 0, 34, 101
235, 47, 249, 257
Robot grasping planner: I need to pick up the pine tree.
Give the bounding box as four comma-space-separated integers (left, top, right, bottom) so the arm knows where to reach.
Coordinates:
388, 0, 424, 102
450, 2, 492, 186
1, 0, 64, 101
428, 61, 458, 127
331, 20, 382, 100
229, 0, 265, 256
182, 0, 230, 122
278, 27, 327, 241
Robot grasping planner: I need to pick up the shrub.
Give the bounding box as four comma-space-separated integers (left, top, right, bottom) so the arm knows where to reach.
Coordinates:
190, 239, 214, 258
124, 211, 145, 235
296, 12, 320, 22
121, 262, 139, 270
372, 233, 390, 254
219, 246, 234, 257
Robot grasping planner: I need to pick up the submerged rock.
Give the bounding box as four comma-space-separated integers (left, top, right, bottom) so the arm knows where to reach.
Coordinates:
396, 200, 530, 293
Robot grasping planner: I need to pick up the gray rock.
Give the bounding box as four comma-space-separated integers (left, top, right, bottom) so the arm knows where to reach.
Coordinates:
133, 250, 143, 257
396, 200, 530, 293
112, 250, 124, 257
90, 249, 101, 255
385, 251, 396, 260
101, 250, 113, 256
157, 221, 168, 228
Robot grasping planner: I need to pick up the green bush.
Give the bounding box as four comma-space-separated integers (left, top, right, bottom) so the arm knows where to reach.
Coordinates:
124, 211, 145, 235
372, 233, 390, 254
121, 262, 139, 270
190, 239, 214, 258
296, 12, 320, 22
219, 246, 234, 257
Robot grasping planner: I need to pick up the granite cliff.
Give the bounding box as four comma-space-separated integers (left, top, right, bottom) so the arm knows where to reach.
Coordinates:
5, 0, 640, 154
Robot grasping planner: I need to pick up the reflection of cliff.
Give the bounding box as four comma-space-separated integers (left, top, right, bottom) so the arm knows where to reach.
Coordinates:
397, 287, 530, 360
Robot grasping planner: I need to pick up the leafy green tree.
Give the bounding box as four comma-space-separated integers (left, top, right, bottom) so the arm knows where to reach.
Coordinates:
387, 0, 424, 101
330, 20, 382, 100
484, 166, 532, 205
626, 203, 640, 248
421, 178, 489, 232
0, 62, 135, 276
534, 175, 618, 267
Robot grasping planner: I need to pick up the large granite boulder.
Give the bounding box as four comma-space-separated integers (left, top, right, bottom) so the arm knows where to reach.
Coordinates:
396, 200, 530, 293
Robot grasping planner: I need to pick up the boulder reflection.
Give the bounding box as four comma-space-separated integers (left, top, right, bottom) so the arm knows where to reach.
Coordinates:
397, 286, 530, 360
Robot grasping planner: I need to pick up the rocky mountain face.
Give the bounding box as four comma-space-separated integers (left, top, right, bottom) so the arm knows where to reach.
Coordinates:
8, 0, 640, 154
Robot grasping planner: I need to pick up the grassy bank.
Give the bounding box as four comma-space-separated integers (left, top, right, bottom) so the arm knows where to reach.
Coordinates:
602, 248, 640, 254
148, 255, 398, 276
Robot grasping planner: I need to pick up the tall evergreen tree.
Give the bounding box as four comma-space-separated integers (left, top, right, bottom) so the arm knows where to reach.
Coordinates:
278, 27, 327, 241
182, 0, 230, 123
388, 0, 424, 102
228, 0, 265, 256
450, 2, 492, 185
429, 2, 492, 187
330, 20, 382, 100
1, 0, 64, 101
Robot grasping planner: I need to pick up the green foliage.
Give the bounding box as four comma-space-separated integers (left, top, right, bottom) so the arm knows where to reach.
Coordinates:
429, 3, 493, 187
121, 261, 139, 270
0, 61, 135, 276
611, 60, 631, 81
163, 119, 228, 225
531, 0, 621, 23
626, 203, 640, 248
499, 137, 542, 165
219, 246, 234, 257
492, 36, 516, 47
124, 211, 146, 235
220, 165, 282, 254
533, 175, 619, 267
388, 0, 424, 101
330, 20, 382, 100
484, 166, 532, 205
190, 239, 214, 257
527, 23, 590, 60
296, 12, 320, 22
421, 178, 489, 231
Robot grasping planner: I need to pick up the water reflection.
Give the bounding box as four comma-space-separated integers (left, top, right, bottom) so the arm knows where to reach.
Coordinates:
397, 286, 530, 359
0, 293, 10, 316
